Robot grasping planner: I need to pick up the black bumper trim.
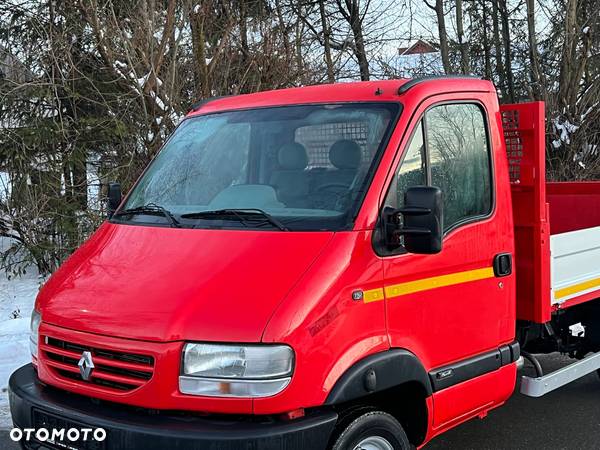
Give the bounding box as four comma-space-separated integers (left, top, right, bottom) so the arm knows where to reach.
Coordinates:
9, 364, 337, 450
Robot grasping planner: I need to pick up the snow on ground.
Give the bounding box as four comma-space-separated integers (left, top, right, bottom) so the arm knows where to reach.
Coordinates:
0, 238, 43, 428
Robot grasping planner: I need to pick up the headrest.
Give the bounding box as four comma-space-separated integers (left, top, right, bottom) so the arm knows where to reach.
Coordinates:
278, 143, 308, 170
329, 140, 362, 169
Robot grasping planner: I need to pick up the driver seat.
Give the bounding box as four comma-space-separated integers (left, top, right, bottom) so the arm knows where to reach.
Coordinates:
310, 140, 363, 210
325, 139, 362, 187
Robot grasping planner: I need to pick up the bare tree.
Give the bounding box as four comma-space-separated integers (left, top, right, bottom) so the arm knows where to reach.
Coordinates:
491, 0, 506, 97
334, 0, 370, 80
499, 0, 515, 102
456, 0, 470, 73
480, 0, 492, 79
425, 0, 451, 73
319, 0, 336, 83
526, 0, 544, 100
557, 0, 592, 115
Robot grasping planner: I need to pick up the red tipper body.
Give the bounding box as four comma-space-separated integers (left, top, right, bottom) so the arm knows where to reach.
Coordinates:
10, 78, 600, 450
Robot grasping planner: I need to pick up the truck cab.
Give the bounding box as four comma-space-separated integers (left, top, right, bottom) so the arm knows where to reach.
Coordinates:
9, 77, 600, 450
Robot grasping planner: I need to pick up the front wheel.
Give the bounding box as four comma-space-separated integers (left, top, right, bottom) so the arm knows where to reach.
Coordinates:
330, 410, 411, 450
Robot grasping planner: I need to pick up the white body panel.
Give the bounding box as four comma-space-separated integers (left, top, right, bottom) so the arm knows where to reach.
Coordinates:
550, 226, 600, 305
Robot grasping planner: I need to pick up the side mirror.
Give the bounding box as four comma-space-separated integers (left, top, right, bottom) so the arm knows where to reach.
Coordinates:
107, 182, 122, 218
384, 186, 443, 254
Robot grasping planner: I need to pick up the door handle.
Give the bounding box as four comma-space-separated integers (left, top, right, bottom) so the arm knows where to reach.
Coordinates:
493, 253, 512, 277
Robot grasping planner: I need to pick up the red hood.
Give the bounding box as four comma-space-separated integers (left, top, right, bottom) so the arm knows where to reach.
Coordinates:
38, 223, 333, 342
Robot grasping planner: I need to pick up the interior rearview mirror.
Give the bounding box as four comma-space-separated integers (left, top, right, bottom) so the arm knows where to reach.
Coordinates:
384, 186, 443, 254
107, 182, 122, 218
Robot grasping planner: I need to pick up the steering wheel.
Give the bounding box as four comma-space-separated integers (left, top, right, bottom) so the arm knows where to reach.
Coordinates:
312, 183, 351, 210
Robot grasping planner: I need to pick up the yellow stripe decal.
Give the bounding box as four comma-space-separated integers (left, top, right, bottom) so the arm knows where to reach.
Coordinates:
384, 267, 495, 299
363, 288, 385, 303
555, 276, 600, 300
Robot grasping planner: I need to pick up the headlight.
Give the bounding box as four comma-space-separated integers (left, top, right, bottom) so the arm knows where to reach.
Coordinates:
30, 310, 41, 359
179, 343, 294, 398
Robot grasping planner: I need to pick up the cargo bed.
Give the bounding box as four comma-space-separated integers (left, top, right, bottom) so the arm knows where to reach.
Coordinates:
501, 102, 600, 323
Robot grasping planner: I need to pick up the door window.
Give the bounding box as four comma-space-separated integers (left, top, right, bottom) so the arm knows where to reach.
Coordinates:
426, 103, 492, 230
384, 120, 426, 208
384, 103, 492, 236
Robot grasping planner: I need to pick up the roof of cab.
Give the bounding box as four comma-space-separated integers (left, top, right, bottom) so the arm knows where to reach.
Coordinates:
187, 77, 495, 117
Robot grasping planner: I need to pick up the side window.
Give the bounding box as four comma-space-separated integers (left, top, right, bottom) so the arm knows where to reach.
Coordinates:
426, 104, 491, 230
384, 121, 426, 208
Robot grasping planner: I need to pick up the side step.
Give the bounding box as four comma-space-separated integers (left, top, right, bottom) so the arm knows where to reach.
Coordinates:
520, 351, 600, 397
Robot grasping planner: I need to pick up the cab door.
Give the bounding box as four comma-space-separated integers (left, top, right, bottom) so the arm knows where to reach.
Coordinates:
380, 95, 515, 431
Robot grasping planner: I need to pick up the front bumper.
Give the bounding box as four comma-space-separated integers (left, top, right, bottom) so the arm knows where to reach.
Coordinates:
9, 364, 338, 450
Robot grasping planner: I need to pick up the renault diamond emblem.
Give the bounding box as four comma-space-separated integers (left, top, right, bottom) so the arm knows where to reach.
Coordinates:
78, 351, 95, 381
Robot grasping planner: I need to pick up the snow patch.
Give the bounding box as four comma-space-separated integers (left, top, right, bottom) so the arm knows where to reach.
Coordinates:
581, 103, 598, 122
150, 91, 167, 111
553, 117, 579, 147
0, 172, 10, 202
0, 244, 42, 428
134, 72, 151, 89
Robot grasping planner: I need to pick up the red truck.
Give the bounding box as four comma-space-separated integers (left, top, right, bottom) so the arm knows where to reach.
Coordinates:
9, 77, 600, 450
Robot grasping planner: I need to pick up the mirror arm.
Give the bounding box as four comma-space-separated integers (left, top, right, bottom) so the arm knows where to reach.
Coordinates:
382, 207, 402, 249
395, 227, 432, 236
383, 206, 434, 249
388, 227, 432, 249
107, 182, 122, 219
396, 206, 431, 216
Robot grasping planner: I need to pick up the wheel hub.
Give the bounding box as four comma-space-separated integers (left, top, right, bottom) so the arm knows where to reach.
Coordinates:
354, 435, 395, 450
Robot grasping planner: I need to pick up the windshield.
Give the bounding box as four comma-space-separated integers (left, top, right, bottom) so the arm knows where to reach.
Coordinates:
116, 102, 400, 231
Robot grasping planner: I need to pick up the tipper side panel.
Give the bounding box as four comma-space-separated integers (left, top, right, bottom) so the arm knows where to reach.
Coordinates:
500, 102, 551, 323
547, 182, 600, 235
547, 182, 600, 308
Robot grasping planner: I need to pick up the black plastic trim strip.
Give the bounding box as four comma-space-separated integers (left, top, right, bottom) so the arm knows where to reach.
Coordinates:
428, 341, 520, 392
326, 349, 433, 405
190, 95, 232, 111
397, 75, 482, 95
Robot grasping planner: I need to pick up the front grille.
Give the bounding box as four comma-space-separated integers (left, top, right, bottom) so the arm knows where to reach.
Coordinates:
41, 336, 155, 392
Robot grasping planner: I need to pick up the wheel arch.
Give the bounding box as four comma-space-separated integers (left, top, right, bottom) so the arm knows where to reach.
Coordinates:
325, 349, 432, 446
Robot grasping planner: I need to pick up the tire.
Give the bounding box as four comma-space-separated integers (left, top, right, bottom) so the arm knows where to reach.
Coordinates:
330, 410, 411, 450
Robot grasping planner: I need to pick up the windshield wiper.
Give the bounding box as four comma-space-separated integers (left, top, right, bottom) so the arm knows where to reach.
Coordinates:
181, 208, 289, 231
113, 203, 181, 228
